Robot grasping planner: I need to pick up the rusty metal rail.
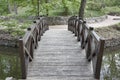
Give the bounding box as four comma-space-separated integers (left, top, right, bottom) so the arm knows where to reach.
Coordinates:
68, 16, 105, 79
19, 17, 49, 79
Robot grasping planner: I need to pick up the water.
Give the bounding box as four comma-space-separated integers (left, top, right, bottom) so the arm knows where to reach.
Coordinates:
0, 46, 120, 80
101, 49, 120, 80
0, 46, 21, 79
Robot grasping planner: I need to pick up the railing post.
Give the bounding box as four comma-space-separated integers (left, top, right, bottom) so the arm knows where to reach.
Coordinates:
81, 21, 86, 49
73, 19, 76, 34
77, 21, 80, 41
30, 39, 34, 59
77, 17, 82, 41
94, 38, 105, 79
75, 16, 77, 36
37, 18, 42, 41
41, 20, 43, 36
19, 39, 27, 79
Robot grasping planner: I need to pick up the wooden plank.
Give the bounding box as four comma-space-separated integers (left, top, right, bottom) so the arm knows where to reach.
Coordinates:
26, 29, 94, 80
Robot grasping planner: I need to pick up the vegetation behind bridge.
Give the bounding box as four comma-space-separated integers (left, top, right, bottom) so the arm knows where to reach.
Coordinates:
0, 0, 120, 40
0, 0, 120, 17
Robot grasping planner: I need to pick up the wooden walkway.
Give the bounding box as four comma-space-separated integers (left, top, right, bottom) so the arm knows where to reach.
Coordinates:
26, 28, 94, 80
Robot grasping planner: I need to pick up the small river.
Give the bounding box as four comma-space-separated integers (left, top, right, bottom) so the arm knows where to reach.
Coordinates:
0, 46, 21, 79
101, 49, 120, 80
0, 46, 120, 79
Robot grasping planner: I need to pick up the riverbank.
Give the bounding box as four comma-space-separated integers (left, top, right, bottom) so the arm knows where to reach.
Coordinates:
0, 15, 120, 50
95, 23, 120, 51
0, 15, 108, 47
0, 30, 18, 47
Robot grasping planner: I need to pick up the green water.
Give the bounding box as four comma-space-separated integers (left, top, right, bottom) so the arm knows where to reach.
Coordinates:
101, 49, 120, 80
0, 46, 120, 80
0, 46, 21, 79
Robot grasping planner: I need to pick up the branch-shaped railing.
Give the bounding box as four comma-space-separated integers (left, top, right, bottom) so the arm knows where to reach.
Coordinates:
19, 17, 49, 79
68, 16, 105, 79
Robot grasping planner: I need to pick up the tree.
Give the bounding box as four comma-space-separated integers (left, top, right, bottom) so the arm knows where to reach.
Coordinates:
45, 0, 49, 16
37, 0, 40, 17
79, 0, 87, 19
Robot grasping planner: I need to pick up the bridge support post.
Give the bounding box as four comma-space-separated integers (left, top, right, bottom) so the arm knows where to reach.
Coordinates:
19, 39, 27, 79
94, 39, 105, 79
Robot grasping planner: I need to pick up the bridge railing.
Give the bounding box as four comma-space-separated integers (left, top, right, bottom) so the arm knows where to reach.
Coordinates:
68, 16, 105, 79
19, 17, 49, 79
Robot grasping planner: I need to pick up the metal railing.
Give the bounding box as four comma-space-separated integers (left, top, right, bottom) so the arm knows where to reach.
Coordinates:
19, 17, 49, 79
68, 16, 105, 79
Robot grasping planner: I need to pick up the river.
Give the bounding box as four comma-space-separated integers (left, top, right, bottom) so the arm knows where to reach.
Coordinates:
101, 49, 120, 80
0, 46, 120, 79
0, 46, 21, 79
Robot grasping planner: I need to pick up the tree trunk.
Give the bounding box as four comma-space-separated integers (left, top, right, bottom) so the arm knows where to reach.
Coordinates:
62, 0, 69, 16
14, 2, 18, 15
45, 0, 49, 16
37, 0, 40, 17
7, 0, 12, 14
79, 0, 87, 20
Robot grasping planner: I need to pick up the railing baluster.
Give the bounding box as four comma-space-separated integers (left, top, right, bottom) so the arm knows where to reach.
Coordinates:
68, 16, 105, 79
19, 16, 49, 79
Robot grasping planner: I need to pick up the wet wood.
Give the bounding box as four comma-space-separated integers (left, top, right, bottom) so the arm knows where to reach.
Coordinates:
26, 29, 95, 80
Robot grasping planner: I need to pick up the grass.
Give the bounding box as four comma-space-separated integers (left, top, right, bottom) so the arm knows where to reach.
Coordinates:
101, 6, 120, 15
0, 19, 31, 37
95, 23, 120, 39
85, 10, 105, 18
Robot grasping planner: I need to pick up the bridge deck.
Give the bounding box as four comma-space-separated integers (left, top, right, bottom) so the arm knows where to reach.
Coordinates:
27, 28, 94, 80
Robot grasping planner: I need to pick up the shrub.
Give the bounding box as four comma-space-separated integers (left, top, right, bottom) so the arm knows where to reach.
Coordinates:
101, 6, 120, 15
87, 1, 102, 11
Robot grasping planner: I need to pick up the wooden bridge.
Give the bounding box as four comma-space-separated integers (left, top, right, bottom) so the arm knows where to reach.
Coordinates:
19, 16, 105, 80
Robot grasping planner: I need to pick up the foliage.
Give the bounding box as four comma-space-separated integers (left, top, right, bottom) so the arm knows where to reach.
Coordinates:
0, 0, 81, 16
0, 0, 120, 37
85, 10, 104, 18
0, 0, 119, 17
101, 6, 120, 15
0, 19, 31, 37
85, 0, 120, 17
0, 0, 9, 15
87, 1, 103, 11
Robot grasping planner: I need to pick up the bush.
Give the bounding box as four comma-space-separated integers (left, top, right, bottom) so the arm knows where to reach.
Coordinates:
85, 10, 105, 18
101, 6, 120, 15
0, 19, 31, 37
87, 1, 102, 11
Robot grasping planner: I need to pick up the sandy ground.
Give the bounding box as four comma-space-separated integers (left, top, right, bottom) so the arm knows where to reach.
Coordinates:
88, 15, 120, 28
49, 15, 120, 29
49, 25, 68, 29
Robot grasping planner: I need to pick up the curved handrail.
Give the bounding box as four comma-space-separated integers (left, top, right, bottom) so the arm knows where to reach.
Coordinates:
68, 17, 105, 79
19, 17, 49, 79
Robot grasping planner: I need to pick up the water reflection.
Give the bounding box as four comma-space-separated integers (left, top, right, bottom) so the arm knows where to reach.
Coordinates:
0, 46, 21, 79
101, 50, 120, 80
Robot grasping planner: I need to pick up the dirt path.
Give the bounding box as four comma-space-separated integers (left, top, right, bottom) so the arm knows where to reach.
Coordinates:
49, 15, 120, 29
49, 25, 68, 29
88, 15, 120, 28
